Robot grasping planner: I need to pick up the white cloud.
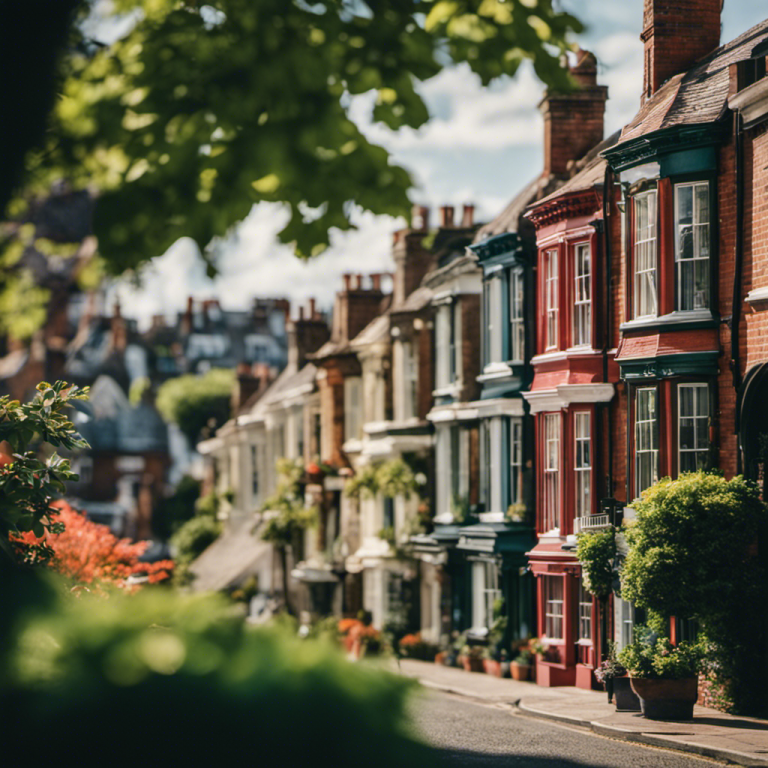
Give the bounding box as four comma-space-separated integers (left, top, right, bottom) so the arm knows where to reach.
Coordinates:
113, 204, 404, 326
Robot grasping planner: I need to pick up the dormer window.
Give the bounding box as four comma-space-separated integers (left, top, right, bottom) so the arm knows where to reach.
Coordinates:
633, 189, 658, 319
674, 182, 710, 311
545, 250, 559, 348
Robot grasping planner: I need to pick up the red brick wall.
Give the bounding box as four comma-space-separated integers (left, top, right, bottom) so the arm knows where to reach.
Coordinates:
641, 0, 721, 100
744, 125, 768, 375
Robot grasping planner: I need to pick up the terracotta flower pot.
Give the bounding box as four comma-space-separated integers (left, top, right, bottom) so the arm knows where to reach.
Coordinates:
630, 677, 698, 720
483, 659, 502, 677
435, 651, 446, 665
462, 655, 484, 673
510, 661, 532, 681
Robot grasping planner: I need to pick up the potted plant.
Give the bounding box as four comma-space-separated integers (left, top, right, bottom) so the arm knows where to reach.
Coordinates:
594, 642, 640, 712
483, 647, 503, 677
461, 644, 485, 673
618, 632, 702, 720
510, 648, 533, 681
499, 648, 511, 679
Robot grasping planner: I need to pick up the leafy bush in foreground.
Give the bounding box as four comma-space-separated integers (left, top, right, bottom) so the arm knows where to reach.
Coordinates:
1, 566, 427, 767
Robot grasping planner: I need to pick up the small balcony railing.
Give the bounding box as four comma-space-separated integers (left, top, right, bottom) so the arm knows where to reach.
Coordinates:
574, 513, 611, 533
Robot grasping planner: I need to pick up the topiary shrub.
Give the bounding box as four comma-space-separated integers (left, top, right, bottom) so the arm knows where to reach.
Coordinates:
620, 471, 768, 713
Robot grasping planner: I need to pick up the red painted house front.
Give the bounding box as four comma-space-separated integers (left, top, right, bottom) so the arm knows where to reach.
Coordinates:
523, 126, 621, 689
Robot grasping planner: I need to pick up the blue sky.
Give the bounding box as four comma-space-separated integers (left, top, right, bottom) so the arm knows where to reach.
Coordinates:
114, 1, 768, 327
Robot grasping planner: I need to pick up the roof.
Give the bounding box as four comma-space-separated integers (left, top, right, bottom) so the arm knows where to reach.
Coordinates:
422, 252, 481, 290
615, 19, 768, 146
474, 175, 559, 241
530, 130, 621, 209
349, 312, 390, 350
239, 362, 317, 424
391, 285, 434, 315
188, 516, 272, 592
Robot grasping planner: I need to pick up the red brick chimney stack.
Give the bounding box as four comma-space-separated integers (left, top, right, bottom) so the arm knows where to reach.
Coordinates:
288, 297, 330, 368
641, 0, 722, 103
411, 205, 430, 231
439, 205, 455, 228
540, 48, 607, 178
331, 274, 386, 343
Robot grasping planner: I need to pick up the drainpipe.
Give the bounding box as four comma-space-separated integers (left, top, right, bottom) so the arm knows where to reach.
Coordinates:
731, 112, 745, 473
602, 164, 614, 499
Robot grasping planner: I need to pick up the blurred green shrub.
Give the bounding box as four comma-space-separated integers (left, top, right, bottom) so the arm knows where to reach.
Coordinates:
1, 568, 427, 766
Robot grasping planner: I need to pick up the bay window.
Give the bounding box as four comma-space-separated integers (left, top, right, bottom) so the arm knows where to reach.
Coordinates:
509, 269, 525, 361
544, 576, 564, 640
573, 242, 591, 347
489, 417, 503, 513
678, 383, 710, 473
542, 413, 561, 531
574, 412, 591, 519
633, 190, 658, 318
634, 387, 658, 498
675, 182, 710, 311
545, 250, 559, 349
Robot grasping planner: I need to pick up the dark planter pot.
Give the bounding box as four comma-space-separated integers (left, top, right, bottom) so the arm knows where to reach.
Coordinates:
500, 661, 511, 678
462, 655, 485, 673
630, 677, 698, 720
612, 676, 641, 712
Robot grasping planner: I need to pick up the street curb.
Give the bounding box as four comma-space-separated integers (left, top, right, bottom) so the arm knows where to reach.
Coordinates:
519, 700, 768, 767
414, 678, 518, 706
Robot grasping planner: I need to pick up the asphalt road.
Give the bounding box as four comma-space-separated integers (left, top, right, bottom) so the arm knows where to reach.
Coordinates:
409, 689, 720, 768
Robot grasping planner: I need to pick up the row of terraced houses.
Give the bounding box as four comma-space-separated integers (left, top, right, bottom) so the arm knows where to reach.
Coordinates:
197, 0, 768, 689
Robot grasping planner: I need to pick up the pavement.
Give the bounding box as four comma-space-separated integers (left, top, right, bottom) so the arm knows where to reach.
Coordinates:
397, 659, 768, 767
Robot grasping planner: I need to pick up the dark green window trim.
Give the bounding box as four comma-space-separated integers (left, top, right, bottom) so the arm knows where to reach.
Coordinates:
619, 351, 719, 381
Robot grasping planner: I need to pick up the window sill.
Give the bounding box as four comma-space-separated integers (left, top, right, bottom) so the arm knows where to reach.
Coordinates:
620, 309, 718, 334
746, 286, 768, 307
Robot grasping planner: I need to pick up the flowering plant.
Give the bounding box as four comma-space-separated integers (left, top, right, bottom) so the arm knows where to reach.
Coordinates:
618, 632, 702, 679
594, 642, 627, 683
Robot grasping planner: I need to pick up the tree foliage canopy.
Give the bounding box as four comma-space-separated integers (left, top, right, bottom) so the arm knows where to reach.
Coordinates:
9, 0, 582, 277
156, 368, 235, 444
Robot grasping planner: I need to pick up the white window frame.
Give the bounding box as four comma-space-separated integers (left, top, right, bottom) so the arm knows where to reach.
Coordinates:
405, 341, 418, 419
635, 387, 659, 498
435, 305, 451, 389
578, 579, 592, 643
674, 181, 711, 311
545, 250, 559, 349
633, 190, 658, 319
544, 576, 564, 640
472, 560, 500, 631
510, 418, 523, 507
487, 277, 503, 364
251, 444, 260, 497
574, 412, 591, 519
436, 426, 450, 518
509, 269, 525, 362
572, 242, 591, 347
678, 383, 710, 474
488, 417, 503, 513
542, 413, 560, 532
344, 377, 363, 442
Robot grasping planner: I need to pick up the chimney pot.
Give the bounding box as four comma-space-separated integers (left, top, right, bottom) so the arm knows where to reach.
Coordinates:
411, 205, 430, 231
299, 306, 305, 321
371, 273, 382, 291
439, 205, 455, 228
343, 273, 352, 291
309, 297, 316, 318
461, 204, 475, 228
